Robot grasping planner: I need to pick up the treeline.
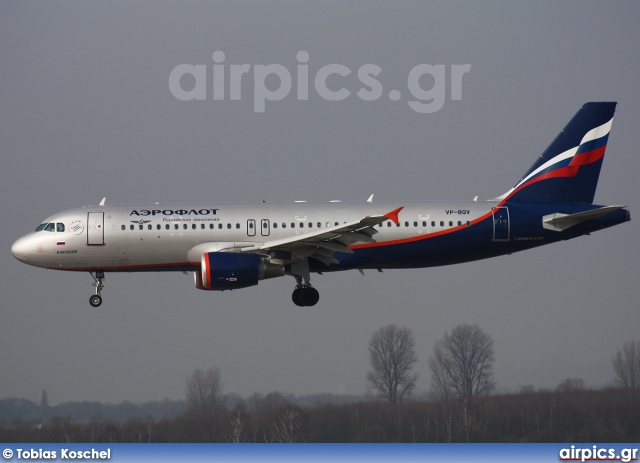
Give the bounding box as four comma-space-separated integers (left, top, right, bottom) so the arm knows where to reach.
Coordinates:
1, 388, 638, 443
0, 397, 187, 428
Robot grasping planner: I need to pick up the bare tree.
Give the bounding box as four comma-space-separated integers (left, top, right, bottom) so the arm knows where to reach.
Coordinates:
429, 323, 495, 400
366, 324, 418, 403
612, 340, 640, 389
186, 367, 224, 411
226, 407, 248, 443
555, 378, 585, 393
184, 367, 225, 440
271, 405, 307, 443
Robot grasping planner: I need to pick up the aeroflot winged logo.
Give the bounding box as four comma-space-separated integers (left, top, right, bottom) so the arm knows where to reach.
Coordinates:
130, 208, 219, 216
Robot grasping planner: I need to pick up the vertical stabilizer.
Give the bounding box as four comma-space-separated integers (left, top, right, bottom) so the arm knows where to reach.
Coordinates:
498, 102, 616, 204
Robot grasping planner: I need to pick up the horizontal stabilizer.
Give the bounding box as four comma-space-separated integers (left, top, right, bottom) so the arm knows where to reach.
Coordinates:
542, 205, 626, 232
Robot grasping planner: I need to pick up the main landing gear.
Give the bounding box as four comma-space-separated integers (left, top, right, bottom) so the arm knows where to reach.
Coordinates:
291, 274, 319, 307
89, 271, 105, 307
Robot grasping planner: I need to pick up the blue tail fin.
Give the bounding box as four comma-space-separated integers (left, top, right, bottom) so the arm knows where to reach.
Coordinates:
498, 102, 616, 204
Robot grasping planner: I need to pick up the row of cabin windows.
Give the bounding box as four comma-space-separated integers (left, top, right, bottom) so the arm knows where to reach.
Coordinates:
120, 220, 471, 232
273, 222, 339, 229
120, 222, 344, 231
122, 223, 242, 231
382, 220, 471, 228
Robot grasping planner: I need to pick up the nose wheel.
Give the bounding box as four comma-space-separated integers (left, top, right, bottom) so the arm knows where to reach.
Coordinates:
89, 271, 105, 307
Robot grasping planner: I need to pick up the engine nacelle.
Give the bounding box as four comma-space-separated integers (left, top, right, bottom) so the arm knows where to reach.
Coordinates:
194, 252, 284, 291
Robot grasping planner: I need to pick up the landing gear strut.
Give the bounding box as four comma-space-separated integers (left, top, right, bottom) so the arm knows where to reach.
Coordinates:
291, 275, 319, 307
89, 271, 104, 307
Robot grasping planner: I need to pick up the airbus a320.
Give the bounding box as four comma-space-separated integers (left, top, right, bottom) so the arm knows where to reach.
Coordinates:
11, 102, 630, 307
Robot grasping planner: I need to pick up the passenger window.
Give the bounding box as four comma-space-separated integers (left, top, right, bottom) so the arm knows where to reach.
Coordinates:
387, 222, 391, 227
405, 221, 409, 227
273, 223, 278, 229
422, 221, 427, 227
291, 223, 295, 228
299, 223, 304, 228
44, 223, 55, 232
236, 223, 240, 229
192, 224, 196, 229
431, 221, 435, 227
201, 224, 205, 229
183, 224, 187, 230
157, 224, 161, 230
449, 221, 453, 226
175, 224, 179, 230
218, 224, 223, 229
209, 224, 214, 229
227, 223, 231, 229
148, 224, 152, 230
457, 221, 462, 226
139, 225, 143, 230
282, 223, 287, 228
308, 222, 313, 228
130, 225, 135, 230
466, 221, 471, 227
166, 224, 170, 230
121, 225, 125, 231
317, 222, 321, 228
440, 221, 444, 227
56, 223, 65, 232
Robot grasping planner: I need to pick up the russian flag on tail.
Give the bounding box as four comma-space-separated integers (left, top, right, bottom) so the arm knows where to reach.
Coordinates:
498, 102, 616, 205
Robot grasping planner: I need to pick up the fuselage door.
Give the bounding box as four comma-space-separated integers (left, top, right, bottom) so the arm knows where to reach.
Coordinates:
492, 207, 510, 241
261, 219, 270, 237
87, 212, 105, 245
247, 219, 256, 237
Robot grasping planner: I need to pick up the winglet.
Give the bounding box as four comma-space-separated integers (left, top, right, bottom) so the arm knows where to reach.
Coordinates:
384, 206, 404, 225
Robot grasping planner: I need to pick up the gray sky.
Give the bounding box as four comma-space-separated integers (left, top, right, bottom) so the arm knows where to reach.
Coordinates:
1, 1, 638, 404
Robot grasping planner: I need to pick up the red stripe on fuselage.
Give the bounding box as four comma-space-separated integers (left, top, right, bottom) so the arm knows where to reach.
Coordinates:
351, 211, 493, 249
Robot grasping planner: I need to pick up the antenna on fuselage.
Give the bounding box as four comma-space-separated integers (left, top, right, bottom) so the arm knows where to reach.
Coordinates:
99, 197, 106, 206
367, 194, 374, 203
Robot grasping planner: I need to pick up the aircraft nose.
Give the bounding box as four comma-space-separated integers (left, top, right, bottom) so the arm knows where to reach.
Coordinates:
11, 235, 32, 262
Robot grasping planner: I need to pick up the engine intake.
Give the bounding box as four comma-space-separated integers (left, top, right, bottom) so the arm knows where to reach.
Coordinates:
194, 252, 284, 290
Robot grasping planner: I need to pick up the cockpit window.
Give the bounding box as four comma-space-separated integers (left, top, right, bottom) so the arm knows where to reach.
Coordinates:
35, 224, 47, 232
56, 223, 65, 232
43, 223, 55, 232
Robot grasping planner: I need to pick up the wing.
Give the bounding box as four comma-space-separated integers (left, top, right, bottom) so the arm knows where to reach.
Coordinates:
241, 207, 403, 266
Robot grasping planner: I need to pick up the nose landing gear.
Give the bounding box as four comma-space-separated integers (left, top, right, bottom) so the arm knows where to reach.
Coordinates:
89, 271, 104, 307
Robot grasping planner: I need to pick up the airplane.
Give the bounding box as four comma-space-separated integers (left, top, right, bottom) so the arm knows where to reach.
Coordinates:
11, 102, 630, 308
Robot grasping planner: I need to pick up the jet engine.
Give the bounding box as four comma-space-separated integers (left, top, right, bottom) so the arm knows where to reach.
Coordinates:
194, 252, 284, 290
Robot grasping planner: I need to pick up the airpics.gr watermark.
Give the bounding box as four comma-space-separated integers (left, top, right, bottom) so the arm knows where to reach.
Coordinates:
169, 51, 471, 113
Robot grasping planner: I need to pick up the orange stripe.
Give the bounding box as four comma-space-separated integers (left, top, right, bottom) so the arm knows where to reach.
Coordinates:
351, 211, 493, 249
